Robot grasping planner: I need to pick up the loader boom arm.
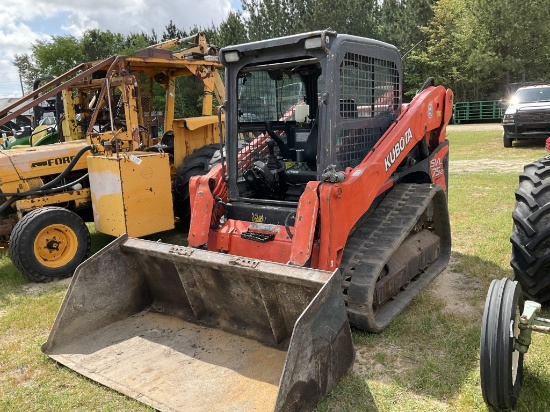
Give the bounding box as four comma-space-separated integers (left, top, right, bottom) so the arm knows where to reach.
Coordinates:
312, 85, 454, 271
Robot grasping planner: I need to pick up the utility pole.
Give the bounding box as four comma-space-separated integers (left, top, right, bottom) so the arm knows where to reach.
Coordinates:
18, 69, 25, 96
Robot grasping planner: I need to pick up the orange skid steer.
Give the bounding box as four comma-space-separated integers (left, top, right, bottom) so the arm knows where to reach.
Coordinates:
43, 30, 453, 411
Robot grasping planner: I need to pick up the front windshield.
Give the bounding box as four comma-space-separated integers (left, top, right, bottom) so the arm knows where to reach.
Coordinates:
237, 60, 320, 123
511, 87, 550, 104
39, 116, 57, 126
232, 59, 322, 202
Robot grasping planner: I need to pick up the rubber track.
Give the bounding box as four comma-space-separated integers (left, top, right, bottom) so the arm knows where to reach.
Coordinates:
511, 156, 550, 301
341, 183, 451, 332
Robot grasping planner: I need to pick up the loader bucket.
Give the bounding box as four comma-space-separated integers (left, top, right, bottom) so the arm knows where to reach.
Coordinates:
42, 235, 354, 412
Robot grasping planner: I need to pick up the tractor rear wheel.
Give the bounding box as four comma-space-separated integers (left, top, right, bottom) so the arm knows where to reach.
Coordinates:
510, 156, 550, 301
480, 278, 524, 409
9, 207, 91, 282
173, 144, 222, 226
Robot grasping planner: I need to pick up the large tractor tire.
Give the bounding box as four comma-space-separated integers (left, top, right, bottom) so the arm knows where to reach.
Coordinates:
480, 278, 524, 409
173, 144, 222, 226
510, 156, 550, 301
9, 207, 91, 282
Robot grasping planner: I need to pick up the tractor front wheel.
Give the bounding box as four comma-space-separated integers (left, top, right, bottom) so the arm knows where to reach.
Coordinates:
480, 278, 524, 409
173, 144, 222, 227
9, 207, 91, 282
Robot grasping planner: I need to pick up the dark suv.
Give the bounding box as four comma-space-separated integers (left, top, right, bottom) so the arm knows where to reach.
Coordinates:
502, 84, 550, 147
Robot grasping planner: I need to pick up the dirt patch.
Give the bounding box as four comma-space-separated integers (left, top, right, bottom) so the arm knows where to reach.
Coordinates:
353, 254, 483, 380
450, 158, 527, 174
447, 123, 502, 132
429, 255, 483, 319
20, 277, 71, 295
353, 344, 416, 379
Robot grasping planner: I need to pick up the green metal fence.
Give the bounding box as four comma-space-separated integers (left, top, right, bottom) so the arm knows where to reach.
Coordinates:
452, 100, 503, 124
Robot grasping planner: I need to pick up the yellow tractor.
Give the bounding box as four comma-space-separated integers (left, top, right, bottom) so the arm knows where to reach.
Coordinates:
0, 33, 224, 281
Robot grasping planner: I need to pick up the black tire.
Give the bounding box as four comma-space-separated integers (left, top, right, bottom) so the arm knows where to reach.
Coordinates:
510, 156, 550, 301
503, 131, 513, 148
9, 206, 91, 282
173, 144, 222, 226
480, 278, 525, 409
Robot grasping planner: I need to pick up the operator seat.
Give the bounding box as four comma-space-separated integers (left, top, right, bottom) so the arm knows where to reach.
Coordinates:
146, 130, 174, 154
303, 119, 318, 171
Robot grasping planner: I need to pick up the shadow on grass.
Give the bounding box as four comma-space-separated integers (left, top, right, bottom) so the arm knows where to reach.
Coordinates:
316, 372, 379, 412
346, 251, 532, 409
511, 139, 547, 150
89, 229, 114, 255
0, 227, 118, 307
89, 224, 188, 255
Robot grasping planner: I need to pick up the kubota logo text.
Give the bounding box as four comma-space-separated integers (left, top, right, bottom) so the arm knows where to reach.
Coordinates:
384, 128, 413, 171
31, 156, 75, 168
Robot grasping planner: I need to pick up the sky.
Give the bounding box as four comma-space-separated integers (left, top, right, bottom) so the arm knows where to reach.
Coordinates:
0, 0, 239, 98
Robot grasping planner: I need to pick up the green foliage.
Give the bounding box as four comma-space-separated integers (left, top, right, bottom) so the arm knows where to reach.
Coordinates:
161, 20, 187, 41
31, 35, 83, 77
12, 0, 550, 103
471, 0, 550, 89
119, 33, 155, 55
378, 0, 435, 53
209, 11, 248, 47
80, 29, 125, 61
14, 30, 138, 91
11, 22, 208, 118
409, 0, 472, 99
412, 0, 550, 101
12, 54, 39, 95
240, 0, 380, 41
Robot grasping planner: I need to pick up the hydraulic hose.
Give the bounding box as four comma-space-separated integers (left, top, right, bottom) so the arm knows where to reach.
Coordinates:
417, 77, 435, 95
217, 105, 226, 179
0, 173, 89, 197
36, 144, 93, 192
0, 144, 93, 214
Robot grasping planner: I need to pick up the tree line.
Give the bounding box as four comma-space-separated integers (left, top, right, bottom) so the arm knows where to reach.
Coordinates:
14, 0, 550, 105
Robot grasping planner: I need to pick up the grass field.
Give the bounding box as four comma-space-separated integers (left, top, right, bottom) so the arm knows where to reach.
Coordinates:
2, 126, 550, 411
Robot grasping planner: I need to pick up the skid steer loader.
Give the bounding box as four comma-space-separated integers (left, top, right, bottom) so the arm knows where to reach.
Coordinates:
43, 31, 453, 411
0, 33, 224, 281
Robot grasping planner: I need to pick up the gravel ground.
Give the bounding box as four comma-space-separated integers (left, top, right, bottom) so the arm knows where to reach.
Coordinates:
446, 123, 502, 132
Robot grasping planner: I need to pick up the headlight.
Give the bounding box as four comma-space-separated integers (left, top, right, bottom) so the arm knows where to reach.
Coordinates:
223, 51, 240, 63
502, 113, 515, 124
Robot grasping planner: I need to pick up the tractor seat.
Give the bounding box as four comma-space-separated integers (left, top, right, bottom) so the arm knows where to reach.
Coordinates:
146, 131, 174, 153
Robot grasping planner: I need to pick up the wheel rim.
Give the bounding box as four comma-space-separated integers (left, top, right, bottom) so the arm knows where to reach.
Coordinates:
33, 224, 79, 268
511, 306, 521, 385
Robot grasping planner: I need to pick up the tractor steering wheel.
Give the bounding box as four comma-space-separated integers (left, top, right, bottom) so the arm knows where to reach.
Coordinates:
265, 122, 289, 158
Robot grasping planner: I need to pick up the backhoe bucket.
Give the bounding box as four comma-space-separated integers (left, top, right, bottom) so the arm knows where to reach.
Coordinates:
42, 236, 354, 412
